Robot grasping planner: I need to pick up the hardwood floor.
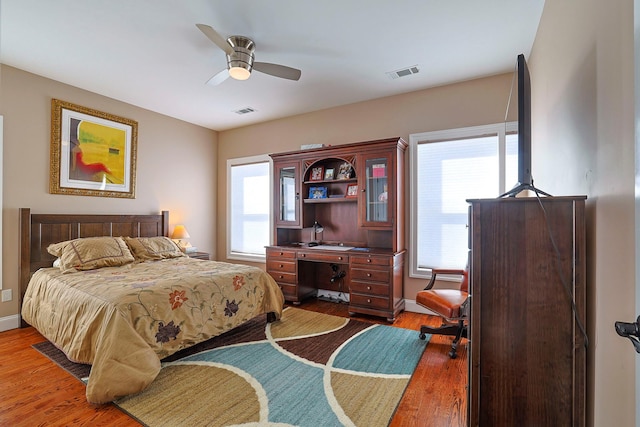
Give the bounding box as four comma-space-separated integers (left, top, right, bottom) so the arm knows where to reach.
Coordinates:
0, 300, 467, 426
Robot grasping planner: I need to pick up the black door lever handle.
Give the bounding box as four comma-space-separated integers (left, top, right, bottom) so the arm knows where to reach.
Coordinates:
615, 315, 640, 353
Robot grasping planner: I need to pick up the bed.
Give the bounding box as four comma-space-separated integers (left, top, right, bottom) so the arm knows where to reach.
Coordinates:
18, 208, 284, 404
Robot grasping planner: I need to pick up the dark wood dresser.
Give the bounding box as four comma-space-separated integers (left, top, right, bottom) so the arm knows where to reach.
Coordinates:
467, 196, 587, 426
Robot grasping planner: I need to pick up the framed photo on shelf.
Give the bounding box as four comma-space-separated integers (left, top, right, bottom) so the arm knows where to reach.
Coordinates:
346, 184, 358, 198
324, 168, 334, 180
309, 186, 328, 199
310, 166, 324, 181
336, 162, 353, 179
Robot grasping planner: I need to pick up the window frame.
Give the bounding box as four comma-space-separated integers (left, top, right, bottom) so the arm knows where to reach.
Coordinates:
226, 154, 273, 263
409, 122, 517, 279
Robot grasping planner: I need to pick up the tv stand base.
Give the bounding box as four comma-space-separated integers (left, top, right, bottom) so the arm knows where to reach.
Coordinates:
499, 183, 552, 198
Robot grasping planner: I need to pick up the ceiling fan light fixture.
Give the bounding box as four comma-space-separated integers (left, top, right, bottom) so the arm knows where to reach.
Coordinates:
229, 65, 251, 80
197, 25, 301, 84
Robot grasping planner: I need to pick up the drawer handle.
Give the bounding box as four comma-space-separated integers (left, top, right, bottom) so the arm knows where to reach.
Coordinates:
367, 299, 372, 303
278, 275, 284, 279
338, 256, 343, 260
367, 286, 371, 290
279, 264, 283, 268
279, 252, 283, 256
301, 254, 306, 257
367, 259, 372, 263
367, 273, 372, 277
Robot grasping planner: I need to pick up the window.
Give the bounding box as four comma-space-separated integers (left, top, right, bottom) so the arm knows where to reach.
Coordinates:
227, 155, 272, 262
409, 123, 517, 278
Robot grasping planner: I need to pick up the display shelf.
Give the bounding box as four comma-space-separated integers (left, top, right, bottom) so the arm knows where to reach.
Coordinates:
303, 197, 356, 204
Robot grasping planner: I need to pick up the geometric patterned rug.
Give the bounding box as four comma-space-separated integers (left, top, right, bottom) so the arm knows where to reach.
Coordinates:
35, 307, 430, 426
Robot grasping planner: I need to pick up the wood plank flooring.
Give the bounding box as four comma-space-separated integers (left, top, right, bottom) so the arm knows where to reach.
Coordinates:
0, 300, 467, 426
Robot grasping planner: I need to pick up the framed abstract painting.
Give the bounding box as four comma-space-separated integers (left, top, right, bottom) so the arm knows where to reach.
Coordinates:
49, 99, 138, 198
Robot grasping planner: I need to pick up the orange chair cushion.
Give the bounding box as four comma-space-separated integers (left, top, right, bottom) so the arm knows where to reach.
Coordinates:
416, 289, 469, 319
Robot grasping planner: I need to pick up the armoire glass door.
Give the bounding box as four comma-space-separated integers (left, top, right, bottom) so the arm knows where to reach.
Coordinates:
362, 152, 393, 227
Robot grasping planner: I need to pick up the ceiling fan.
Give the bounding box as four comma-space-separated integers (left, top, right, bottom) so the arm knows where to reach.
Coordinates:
196, 24, 302, 86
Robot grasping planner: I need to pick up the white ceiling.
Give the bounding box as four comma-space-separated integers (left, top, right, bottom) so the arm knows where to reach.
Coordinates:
0, 0, 544, 131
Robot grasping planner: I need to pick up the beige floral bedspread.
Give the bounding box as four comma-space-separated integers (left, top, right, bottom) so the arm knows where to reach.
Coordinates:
21, 257, 284, 403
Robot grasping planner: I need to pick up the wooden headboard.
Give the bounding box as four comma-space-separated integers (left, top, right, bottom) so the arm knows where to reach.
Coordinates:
18, 208, 169, 325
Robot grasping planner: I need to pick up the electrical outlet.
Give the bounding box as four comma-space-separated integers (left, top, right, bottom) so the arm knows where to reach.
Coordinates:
1, 289, 12, 302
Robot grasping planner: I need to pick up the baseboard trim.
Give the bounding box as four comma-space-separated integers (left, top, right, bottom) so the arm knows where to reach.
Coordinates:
404, 299, 436, 315
0, 314, 20, 332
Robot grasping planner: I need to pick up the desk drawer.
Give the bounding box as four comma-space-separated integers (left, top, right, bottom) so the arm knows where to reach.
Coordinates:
298, 251, 348, 263
266, 248, 297, 259
267, 270, 297, 284
350, 293, 390, 310
350, 280, 389, 297
350, 255, 391, 267
266, 260, 296, 273
350, 267, 390, 283
278, 283, 298, 299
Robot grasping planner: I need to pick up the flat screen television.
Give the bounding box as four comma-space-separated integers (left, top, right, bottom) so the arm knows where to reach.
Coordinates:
500, 54, 550, 197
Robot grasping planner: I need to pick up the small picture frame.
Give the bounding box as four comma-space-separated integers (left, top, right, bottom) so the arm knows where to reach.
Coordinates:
346, 184, 358, 198
324, 168, 334, 180
309, 186, 328, 199
337, 162, 353, 180
310, 166, 324, 181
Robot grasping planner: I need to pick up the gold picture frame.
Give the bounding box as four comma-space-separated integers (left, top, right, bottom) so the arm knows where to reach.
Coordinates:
50, 99, 138, 198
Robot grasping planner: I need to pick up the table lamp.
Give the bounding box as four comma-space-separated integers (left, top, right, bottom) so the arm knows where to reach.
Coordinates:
309, 221, 323, 247
171, 225, 193, 252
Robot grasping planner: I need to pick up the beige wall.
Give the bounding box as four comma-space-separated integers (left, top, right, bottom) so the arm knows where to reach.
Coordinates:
0, 65, 218, 322
532, 0, 635, 425
217, 73, 515, 297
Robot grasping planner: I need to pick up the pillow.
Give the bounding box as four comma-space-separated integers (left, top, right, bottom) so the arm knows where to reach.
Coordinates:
47, 236, 135, 273
124, 236, 186, 261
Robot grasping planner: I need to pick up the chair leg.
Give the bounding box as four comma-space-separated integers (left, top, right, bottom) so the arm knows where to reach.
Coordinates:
419, 323, 460, 340
448, 321, 467, 359
419, 320, 467, 359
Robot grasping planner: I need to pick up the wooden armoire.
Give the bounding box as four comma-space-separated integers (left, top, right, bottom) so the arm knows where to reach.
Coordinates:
467, 196, 587, 426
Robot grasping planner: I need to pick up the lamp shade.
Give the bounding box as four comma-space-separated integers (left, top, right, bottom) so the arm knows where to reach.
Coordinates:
171, 225, 191, 240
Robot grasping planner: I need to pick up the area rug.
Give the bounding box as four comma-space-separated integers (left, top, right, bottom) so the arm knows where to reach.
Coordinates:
33, 307, 430, 427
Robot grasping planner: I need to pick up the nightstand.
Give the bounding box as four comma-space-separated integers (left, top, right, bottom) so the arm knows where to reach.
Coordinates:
186, 251, 210, 260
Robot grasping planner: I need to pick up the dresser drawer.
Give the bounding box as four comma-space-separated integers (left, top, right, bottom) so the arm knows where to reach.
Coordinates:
298, 251, 348, 263
266, 248, 297, 259
350, 293, 390, 310
266, 259, 296, 273
267, 270, 297, 284
349, 280, 389, 297
350, 255, 391, 267
350, 267, 390, 283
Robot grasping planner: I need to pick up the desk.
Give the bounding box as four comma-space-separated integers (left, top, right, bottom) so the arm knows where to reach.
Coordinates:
266, 246, 405, 322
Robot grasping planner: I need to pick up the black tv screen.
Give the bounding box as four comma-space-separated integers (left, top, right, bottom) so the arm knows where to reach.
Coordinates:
517, 53, 532, 187
500, 54, 549, 197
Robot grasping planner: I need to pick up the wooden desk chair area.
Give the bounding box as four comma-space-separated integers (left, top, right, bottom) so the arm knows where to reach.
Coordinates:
416, 266, 469, 359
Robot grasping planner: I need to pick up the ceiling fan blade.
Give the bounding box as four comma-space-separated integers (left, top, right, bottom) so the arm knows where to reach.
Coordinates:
206, 69, 230, 86
253, 62, 301, 81
196, 24, 234, 56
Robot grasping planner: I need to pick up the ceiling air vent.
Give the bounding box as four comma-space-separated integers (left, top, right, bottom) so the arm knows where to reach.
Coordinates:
234, 106, 256, 115
386, 65, 420, 80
